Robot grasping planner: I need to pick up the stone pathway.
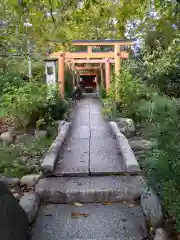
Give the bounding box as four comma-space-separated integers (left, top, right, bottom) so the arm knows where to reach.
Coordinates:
55, 98, 125, 176
30, 97, 147, 240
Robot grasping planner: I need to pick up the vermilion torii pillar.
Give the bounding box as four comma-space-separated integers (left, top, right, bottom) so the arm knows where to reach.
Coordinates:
114, 44, 121, 101
105, 59, 111, 92
58, 52, 65, 97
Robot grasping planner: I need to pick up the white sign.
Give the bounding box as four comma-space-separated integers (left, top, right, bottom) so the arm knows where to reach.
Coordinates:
45, 61, 56, 86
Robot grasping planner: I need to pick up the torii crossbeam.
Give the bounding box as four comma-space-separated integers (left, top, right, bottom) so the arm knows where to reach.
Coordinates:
50, 39, 135, 96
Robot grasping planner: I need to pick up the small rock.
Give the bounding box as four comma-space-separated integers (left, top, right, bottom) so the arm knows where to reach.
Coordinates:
141, 188, 163, 227
35, 130, 47, 139
10, 188, 17, 193
130, 139, 154, 151
19, 192, 40, 223
0, 177, 20, 185
20, 174, 41, 186
13, 192, 21, 200
0, 131, 14, 144
16, 134, 35, 144
116, 118, 135, 137
154, 228, 167, 240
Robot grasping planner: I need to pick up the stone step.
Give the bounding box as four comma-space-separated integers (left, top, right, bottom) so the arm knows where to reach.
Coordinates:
30, 203, 147, 240
36, 176, 146, 203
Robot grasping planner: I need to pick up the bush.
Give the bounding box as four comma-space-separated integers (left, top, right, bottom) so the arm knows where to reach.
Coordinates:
2, 82, 69, 132
143, 102, 180, 231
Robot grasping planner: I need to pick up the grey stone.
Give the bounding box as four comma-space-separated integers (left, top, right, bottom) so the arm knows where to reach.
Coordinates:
130, 139, 154, 151
90, 138, 126, 175
20, 174, 40, 186
31, 203, 147, 240
90, 125, 112, 138
16, 134, 35, 144
116, 117, 135, 136
116, 133, 141, 173
55, 138, 89, 176
71, 125, 90, 139
19, 192, 40, 223
13, 192, 21, 200
0, 177, 20, 185
35, 130, 47, 139
0, 131, 14, 144
90, 114, 105, 126
0, 182, 29, 240
109, 121, 121, 138
41, 122, 71, 172
141, 188, 163, 227
36, 176, 146, 203
154, 228, 168, 240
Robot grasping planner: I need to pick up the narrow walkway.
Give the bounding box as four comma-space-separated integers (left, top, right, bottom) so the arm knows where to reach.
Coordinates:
55, 97, 125, 176
31, 97, 147, 240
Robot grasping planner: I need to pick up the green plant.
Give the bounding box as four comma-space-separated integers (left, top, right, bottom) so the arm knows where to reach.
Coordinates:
100, 86, 106, 99
0, 127, 57, 177
2, 82, 50, 131
2, 82, 69, 132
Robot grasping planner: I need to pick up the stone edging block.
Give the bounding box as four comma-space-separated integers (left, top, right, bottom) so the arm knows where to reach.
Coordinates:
41, 122, 71, 172
109, 121, 141, 173
19, 192, 40, 224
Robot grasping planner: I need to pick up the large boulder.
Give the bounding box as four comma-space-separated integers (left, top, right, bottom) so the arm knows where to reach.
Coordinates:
35, 130, 47, 139
16, 134, 35, 144
154, 228, 168, 240
0, 131, 14, 145
20, 174, 41, 186
141, 188, 163, 227
0, 182, 29, 240
115, 118, 135, 137
130, 139, 154, 151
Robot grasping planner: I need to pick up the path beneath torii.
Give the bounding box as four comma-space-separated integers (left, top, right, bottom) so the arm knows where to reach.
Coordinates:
30, 96, 147, 240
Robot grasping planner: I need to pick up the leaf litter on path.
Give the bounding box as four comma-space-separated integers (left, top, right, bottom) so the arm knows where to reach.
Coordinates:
73, 202, 83, 207
71, 212, 89, 218
103, 201, 112, 206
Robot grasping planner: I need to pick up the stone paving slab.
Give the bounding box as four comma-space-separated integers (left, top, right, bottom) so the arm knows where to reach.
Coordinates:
71, 126, 90, 139
36, 176, 146, 203
90, 114, 106, 126
73, 114, 89, 126
30, 203, 147, 240
54, 138, 89, 176
90, 125, 112, 138
90, 138, 126, 175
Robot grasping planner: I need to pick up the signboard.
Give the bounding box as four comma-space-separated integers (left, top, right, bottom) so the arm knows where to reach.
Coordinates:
45, 61, 56, 85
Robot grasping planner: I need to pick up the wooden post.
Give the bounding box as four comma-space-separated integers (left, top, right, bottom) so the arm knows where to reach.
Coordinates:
114, 44, 121, 101
105, 59, 111, 93
100, 63, 104, 89
87, 46, 92, 54
58, 52, 65, 97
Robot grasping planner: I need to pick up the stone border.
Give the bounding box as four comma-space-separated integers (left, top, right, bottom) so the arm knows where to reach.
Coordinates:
41, 122, 71, 172
19, 192, 40, 224
109, 121, 141, 173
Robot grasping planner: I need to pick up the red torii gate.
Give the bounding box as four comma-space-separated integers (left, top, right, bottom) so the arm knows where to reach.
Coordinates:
51, 39, 135, 97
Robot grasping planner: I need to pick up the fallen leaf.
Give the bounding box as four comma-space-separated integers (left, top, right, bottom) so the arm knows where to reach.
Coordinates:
128, 203, 135, 207
103, 201, 112, 206
73, 202, 83, 207
71, 212, 89, 218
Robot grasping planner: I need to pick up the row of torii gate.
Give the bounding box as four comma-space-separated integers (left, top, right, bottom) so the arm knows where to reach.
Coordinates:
47, 39, 135, 97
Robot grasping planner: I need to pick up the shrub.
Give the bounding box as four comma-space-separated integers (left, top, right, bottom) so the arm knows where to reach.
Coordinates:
143, 102, 180, 231
2, 82, 69, 132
